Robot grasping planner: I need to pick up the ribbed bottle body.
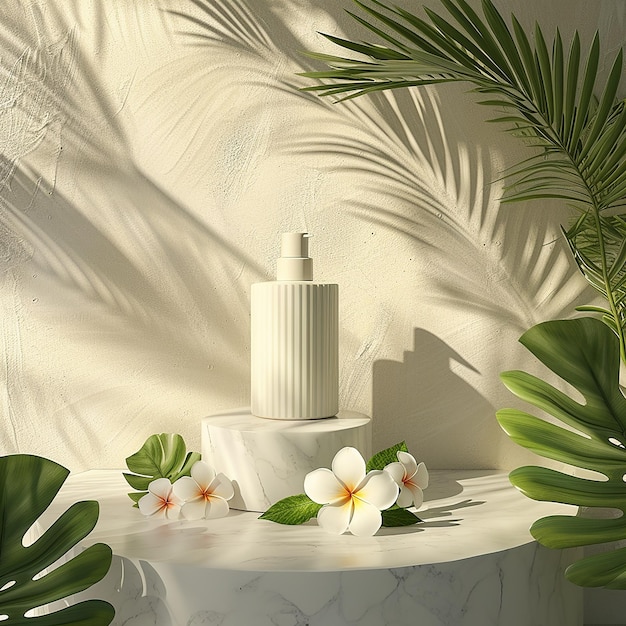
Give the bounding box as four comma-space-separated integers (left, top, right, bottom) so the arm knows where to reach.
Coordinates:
251, 282, 338, 420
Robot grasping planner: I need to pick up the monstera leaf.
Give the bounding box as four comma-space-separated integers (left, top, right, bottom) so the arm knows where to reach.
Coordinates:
0, 454, 114, 624
497, 317, 626, 588
123, 433, 200, 505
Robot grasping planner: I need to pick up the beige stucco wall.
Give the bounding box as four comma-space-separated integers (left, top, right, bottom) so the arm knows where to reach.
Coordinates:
0, 0, 623, 473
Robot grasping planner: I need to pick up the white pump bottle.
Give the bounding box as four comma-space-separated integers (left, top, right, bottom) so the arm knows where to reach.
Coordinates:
250, 233, 338, 420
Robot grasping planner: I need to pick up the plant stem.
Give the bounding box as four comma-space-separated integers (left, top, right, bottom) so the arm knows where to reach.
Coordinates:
590, 200, 626, 363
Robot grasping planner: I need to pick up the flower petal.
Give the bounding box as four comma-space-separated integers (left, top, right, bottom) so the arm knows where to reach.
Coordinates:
180, 498, 206, 521
169, 491, 184, 507
384, 462, 405, 485
205, 495, 230, 519
172, 476, 201, 502
331, 447, 366, 491
405, 482, 424, 509
147, 477, 173, 498
165, 503, 181, 520
396, 484, 415, 508
304, 468, 346, 504
317, 500, 353, 535
355, 470, 398, 510
191, 461, 216, 489
349, 498, 383, 537
138, 492, 165, 517
209, 473, 234, 501
414, 462, 429, 489
397, 451, 418, 479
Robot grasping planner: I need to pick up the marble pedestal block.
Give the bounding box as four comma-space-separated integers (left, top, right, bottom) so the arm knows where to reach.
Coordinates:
201, 408, 371, 511
40, 470, 583, 626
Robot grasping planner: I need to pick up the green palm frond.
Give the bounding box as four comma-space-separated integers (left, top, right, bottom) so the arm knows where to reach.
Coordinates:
566, 214, 626, 338
302, 0, 626, 359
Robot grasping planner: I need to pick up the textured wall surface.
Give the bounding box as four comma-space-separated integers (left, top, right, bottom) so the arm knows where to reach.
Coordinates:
0, 0, 624, 473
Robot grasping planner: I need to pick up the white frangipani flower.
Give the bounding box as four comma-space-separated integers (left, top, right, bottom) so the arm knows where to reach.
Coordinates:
172, 461, 234, 520
304, 447, 399, 537
384, 451, 428, 509
138, 477, 183, 519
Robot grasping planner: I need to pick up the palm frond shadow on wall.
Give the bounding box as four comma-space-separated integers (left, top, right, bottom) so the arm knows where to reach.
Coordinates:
290, 55, 587, 331
175, 0, 588, 338
280, 35, 588, 466
0, 3, 266, 465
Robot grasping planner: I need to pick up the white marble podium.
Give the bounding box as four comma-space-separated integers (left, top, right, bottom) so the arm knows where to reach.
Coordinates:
40, 470, 583, 626
201, 409, 372, 511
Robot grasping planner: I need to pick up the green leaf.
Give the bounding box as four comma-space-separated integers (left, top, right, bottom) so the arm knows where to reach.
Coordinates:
322, 33, 410, 61
552, 29, 564, 127
498, 318, 626, 588
0, 454, 114, 624
259, 494, 322, 525
531, 514, 626, 549
579, 48, 623, 161
366, 441, 409, 471
483, 7, 528, 95
437, 0, 509, 79
497, 408, 626, 471
569, 32, 599, 151
575, 305, 613, 316
122, 472, 151, 491
381, 507, 422, 527
454, 0, 514, 81
124, 433, 201, 504
173, 451, 202, 482
505, 318, 626, 435
125, 433, 187, 478
562, 32, 580, 145
127, 492, 144, 507
533, 23, 554, 121
565, 546, 626, 589
509, 465, 626, 510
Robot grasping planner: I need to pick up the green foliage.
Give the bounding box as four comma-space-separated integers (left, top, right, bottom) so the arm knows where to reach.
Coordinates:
302, 0, 626, 360
123, 433, 201, 506
381, 506, 421, 527
304, 0, 626, 586
497, 317, 626, 588
259, 494, 322, 525
365, 441, 408, 472
0, 454, 114, 624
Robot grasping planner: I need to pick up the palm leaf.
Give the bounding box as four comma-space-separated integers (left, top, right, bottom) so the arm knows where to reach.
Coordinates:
497, 318, 626, 588
303, 0, 626, 358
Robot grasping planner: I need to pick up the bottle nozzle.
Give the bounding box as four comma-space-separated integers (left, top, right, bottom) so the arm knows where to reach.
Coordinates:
277, 232, 313, 281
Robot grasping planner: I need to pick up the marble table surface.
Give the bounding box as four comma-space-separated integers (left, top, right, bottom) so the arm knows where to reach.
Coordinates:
42, 468, 577, 572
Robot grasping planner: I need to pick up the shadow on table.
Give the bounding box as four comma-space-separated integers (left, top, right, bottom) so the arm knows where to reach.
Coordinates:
378, 495, 485, 536
68, 554, 174, 626
418, 499, 485, 528
412, 469, 489, 529
424, 470, 483, 501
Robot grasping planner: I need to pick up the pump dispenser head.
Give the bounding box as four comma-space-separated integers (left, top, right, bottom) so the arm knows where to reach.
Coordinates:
276, 232, 313, 281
